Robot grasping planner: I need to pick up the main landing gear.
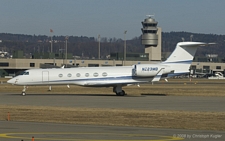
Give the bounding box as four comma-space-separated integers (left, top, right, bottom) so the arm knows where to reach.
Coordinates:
113, 85, 126, 96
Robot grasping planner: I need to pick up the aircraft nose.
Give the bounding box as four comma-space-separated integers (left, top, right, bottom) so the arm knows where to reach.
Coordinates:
7, 78, 16, 84
7, 79, 13, 84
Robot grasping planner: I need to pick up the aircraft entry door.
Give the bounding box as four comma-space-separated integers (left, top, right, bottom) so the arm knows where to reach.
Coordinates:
42, 71, 49, 83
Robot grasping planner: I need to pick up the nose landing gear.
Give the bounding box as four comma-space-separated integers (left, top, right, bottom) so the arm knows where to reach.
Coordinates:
21, 86, 27, 96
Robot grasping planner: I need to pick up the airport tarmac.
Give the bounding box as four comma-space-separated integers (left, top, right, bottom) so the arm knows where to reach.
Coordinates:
0, 121, 224, 141
0, 93, 225, 112
1, 93, 225, 140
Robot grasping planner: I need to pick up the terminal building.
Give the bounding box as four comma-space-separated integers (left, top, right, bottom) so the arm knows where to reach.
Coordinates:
1, 58, 225, 78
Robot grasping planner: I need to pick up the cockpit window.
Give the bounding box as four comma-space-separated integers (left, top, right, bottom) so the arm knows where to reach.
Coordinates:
23, 71, 29, 75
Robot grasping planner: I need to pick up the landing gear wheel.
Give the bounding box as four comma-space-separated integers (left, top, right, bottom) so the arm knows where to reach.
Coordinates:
21, 86, 27, 96
21, 92, 26, 96
116, 92, 120, 96
113, 86, 126, 96
116, 90, 125, 96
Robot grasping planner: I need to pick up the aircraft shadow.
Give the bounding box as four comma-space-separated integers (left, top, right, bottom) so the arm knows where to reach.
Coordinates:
141, 93, 167, 96
8, 93, 143, 97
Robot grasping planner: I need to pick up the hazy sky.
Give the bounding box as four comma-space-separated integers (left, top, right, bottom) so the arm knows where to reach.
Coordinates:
0, 0, 224, 39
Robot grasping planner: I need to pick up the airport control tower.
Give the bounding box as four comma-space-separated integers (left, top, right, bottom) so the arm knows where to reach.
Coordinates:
141, 15, 161, 61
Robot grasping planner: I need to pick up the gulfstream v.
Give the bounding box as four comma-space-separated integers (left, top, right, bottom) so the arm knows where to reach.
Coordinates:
7, 42, 211, 96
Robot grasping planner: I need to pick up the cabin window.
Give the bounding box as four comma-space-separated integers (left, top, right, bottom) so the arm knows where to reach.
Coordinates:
67, 73, 72, 77
93, 72, 98, 77
102, 72, 107, 77
58, 74, 63, 77
85, 73, 89, 77
76, 73, 81, 77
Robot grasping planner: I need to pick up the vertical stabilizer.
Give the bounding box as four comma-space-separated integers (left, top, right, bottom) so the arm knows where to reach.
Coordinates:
165, 42, 208, 63
163, 42, 209, 76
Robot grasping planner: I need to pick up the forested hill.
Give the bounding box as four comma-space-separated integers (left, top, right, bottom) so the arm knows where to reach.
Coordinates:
0, 32, 224, 58
162, 32, 225, 57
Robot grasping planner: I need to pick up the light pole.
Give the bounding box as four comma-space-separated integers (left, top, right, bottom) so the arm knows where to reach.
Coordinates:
50, 29, 53, 53
51, 36, 53, 53
65, 36, 69, 68
98, 34, 100, 59
190, 35, 193, 41
124, 30, 127, 66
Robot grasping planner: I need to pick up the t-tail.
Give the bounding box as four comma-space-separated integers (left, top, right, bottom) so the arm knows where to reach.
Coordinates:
162, 42, 211, 77
133, 42, 212, 82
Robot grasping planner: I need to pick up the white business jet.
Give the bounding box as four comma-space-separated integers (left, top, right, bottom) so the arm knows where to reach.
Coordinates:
7, 42, 210, 96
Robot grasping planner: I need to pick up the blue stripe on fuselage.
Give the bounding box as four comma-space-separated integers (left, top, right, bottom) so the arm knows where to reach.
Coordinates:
47, 75, 148, 83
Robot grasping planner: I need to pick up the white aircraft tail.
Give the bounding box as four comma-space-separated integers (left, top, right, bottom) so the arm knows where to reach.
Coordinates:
163, 42, 211, 76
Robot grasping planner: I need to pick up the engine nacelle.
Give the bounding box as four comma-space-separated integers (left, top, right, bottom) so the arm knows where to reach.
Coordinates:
133, 64, 173, 77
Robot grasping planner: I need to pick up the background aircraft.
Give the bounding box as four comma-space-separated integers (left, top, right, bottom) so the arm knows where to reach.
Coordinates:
7, 42, 211, 96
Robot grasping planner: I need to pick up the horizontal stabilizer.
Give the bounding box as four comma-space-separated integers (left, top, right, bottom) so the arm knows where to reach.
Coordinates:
151, 68, 164, 82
